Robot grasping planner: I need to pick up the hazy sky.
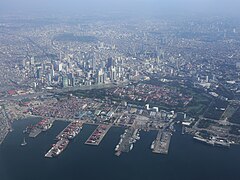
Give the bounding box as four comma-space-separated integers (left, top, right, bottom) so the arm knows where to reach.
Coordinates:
0, 0, 239, 18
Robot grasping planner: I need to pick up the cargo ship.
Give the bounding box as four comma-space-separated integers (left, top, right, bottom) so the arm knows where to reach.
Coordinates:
42, 122, 53, 132
212, 137, 230, 148
193, 136, 230, 147
45, 121, 83, 158
56, 121, 83, 140
45, 139, 69, 158
193, 136, 214, 145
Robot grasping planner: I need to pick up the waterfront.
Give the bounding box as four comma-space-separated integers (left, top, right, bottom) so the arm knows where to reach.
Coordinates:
1, 119, 240, 180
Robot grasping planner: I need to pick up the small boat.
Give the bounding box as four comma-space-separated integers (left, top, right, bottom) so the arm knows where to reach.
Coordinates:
151, 141, 155, 150
130, 144, 133, 151
21, 137, 27, 146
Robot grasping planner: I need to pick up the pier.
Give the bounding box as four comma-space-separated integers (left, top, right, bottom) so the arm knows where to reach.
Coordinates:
56, 120, 84, 140
29, 119, 54, 138
45, 120, 83, 158
115, 127, 140, 156
29, 128, 42, 138
85, 124, 111, 146
45, 139, 69, 158
152, 130, 172, 154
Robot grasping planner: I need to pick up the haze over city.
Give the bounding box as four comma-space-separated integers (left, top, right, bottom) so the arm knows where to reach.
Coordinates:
1, 0, 240, 17
1, 0, 240, 180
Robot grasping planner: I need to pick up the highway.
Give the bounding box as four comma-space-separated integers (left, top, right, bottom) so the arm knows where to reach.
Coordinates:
0, 81, 129, 102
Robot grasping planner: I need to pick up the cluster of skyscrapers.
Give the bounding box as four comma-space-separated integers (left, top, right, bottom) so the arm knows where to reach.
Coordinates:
21, 50, 129, 90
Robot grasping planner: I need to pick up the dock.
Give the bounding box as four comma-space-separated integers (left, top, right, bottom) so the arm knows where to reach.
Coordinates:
193, 135, 230, 147
29, 128, 42, 138
152, 130, 172, 154
85, 124, 111, 145
45, 120, 83, 158
56, 120, 84, 140
45, 139, 69, 158
29, 118, 54, 138
115, 128, 140, 156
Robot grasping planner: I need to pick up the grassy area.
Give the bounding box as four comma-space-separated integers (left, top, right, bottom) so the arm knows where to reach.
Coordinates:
229, 107, 240, 124
203, 99, 229, 120
220, 104, 238, 121
197, 119, 216, 129
185, 92, 212, 117
186, 104, 205, 116
229, 125, 240, 136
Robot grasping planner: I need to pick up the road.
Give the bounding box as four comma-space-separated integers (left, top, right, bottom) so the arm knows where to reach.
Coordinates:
0, 81, 129, 102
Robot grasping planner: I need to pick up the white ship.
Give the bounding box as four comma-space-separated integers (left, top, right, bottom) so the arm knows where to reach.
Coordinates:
21, 137, 27, 146
151, 141, 155, 150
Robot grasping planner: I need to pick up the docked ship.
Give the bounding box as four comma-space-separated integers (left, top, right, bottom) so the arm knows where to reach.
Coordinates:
193, 136, 214, 145
57, 121, 83, 140
28, 119, 54, 137
67, 125, 82, 139
115, 144, 120, 151
42, 122, 53, 132
45, 139, 69, 158
193, 136, 230, 147
212, 137, 230, 148
130, 144, 134, 151
151, 141, 155, 150
38, 119, 53, 131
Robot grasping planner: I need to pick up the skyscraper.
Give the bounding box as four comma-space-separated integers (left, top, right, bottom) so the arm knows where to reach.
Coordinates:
62, 76, 68, 88
97, 68, 105, 84
110, 66, 116, 82
36, 68, 42, 79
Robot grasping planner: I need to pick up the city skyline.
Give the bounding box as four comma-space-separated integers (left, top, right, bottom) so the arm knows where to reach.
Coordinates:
1, 1, 240, 180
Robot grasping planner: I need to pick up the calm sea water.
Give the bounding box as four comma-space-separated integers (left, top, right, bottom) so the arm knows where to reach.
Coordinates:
0, 118, 240, 180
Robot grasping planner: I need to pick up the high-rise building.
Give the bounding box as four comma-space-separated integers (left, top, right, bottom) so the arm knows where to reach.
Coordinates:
50, 69, 55, 78
106, 57, 113, 70
101, 61, 106, 69
68, 73, 75, 87
97, 68, 105, 84
36, 68, 42, 79
30, 56, 35, 66
72, 76, 76, 87
47, 73, 52, 84
62, 76, 68, 88
58, 63, 63, 72
91, 58, 96, 71
110, 66, 116, 81
206, 76, 209, 83
22, 59, 26, 68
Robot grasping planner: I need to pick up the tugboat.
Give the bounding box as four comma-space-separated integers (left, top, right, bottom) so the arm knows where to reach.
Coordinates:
21, 137, 27, 146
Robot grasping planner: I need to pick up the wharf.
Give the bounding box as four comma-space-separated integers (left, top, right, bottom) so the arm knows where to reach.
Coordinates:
115, 128, 140, 155
56, 121, 83, 140
29, 119, 54, 138
152, 130, 172, 154
85, 124, 111, 146
193, 136, 230, 147
45, 121, 83, 158
45, 139, 69, 158
29, 128, 42, 138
